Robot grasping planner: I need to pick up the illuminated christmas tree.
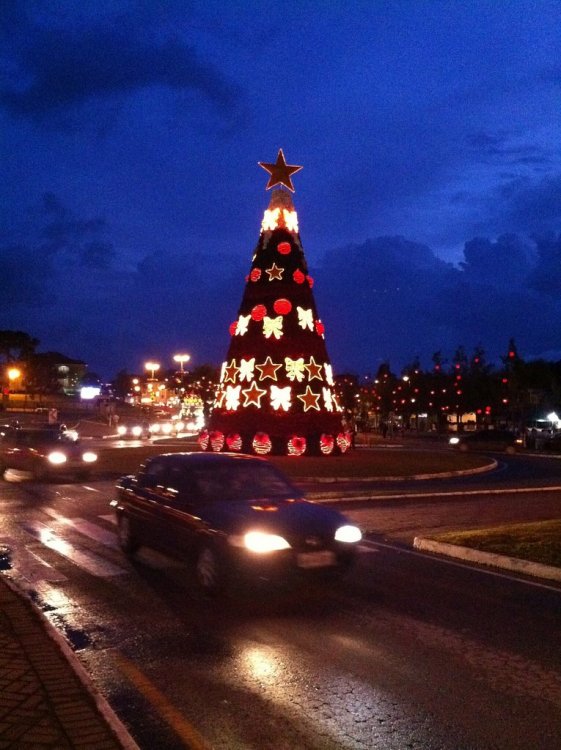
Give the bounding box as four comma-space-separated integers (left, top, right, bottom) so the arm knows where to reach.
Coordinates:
200, 149, 350, 456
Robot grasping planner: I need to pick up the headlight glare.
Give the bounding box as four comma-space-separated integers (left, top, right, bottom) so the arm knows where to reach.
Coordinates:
243, 531, 291, 553
449, 437, 460, 445
48, 451, 67, 465
82, 452, 98, 463
334, 525, 362, 544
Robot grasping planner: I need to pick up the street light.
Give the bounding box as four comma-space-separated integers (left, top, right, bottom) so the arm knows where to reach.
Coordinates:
145, 361, 160, 380
7, 368, 21, 383
173, 354, 191, 373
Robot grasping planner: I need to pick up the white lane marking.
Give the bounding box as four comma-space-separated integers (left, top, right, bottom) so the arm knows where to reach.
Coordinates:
0, 536, 68, 583
363, 539, 561, 594
22, 521, 127, 578
42, 508, 118, 548
336, 485, 561, 503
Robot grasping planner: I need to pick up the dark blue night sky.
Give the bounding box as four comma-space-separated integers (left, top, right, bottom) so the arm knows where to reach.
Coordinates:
1, 1, 560, 379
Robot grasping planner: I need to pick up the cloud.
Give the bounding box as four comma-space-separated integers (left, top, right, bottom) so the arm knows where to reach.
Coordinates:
315, 234, 561, 374
1, 22, 242, 125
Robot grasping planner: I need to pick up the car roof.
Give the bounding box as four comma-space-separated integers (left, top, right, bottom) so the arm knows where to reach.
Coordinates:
144, 452, 270, 468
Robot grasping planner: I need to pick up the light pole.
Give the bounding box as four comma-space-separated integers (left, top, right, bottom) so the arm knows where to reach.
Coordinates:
145, 361, 160, 380
173, 354, 191, 373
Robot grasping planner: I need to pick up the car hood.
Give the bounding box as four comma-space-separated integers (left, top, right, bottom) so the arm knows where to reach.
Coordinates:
198, 497, 346, 535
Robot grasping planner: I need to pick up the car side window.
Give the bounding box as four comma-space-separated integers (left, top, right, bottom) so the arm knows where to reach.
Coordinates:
140, 459, 166, 488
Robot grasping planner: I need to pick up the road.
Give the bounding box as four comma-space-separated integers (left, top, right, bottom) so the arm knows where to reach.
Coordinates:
1, 453, 560, 749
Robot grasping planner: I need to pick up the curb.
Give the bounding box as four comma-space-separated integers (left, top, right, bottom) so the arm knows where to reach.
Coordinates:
413, 536, 561, 584
304, 459, 498, 501
2, 575, 141, 750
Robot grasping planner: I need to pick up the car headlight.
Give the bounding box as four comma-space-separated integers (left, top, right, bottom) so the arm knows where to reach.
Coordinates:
230, 531, 291, 553
48, 451, 67, 465
449, 437, 460, 445
334, 525, 362, 544
162, 423, 173, 434
175, 421, 185, 432
82, 451, 98, 463
150, 423, 160, 433
131, 426, 143, 437
117, 425, 127, 436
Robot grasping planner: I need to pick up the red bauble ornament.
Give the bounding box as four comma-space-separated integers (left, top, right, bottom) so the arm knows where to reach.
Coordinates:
315, 320, 325, 335
273, 298, 292, 315
320, 434, 335, 455
307, 275, 314, 288
251, 304, 267, 321
293, 269, 305, 284
277, 241, 291, 255
336, 432, 352, 454
287, 435, 307, 456
252, 432, 272, 455
226, 433, 242, 451
250, 268, 261, 282
229, 321, 237, 336
210, 431, 225, 452
198, 430, 209, 451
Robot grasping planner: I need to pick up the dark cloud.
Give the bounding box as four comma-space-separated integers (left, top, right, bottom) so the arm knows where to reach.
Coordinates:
1, 23, 241, 125
315, 234, 561, 374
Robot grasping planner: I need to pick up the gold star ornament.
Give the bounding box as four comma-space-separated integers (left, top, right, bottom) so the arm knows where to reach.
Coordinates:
258, 149, 303, 192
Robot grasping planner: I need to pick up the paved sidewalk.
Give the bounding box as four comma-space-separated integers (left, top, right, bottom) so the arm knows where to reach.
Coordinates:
0, 576, 137, 750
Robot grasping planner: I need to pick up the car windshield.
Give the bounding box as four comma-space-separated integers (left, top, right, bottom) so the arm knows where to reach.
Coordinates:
13, 430, 72, 447
191, 463, 298, 503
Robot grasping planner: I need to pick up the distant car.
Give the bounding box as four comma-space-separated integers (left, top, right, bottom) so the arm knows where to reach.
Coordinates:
0, 428, 98, 481
449, 429, 523, 454
110, 452, 362, 593
116, 422, 151, 440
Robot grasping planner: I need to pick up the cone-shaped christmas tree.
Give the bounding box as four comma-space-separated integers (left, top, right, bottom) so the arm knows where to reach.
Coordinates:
200, 149, 350, 456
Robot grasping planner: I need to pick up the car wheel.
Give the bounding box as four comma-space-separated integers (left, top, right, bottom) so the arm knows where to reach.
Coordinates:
32, 464, 48, 481
117, 514, 139, 555
195, 545, 225, 594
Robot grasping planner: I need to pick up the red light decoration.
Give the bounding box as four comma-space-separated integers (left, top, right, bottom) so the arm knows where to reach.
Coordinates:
293, 269, 305, 284
277, 241, 291, 255
229, 321, 238, 336
315, 320, 325, 336
251, 304, 267, 321
287, 435, 307, 456
198, 430, 210, 450
273, 298, 292, 315
210, 431, 225, 452
252, 432, 272, 455
226, 433, 242, 451
320, 433, 335, 455
307, 276, 314, 288
250, 268, 261, 282
337, 432, 352, 453
509, 351, 515, 358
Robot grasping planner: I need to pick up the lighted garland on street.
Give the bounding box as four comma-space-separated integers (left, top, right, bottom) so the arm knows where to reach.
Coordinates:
200, 149, 351, 456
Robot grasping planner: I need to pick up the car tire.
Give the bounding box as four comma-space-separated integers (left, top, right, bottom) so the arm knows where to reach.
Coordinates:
195, 544, 225, 595
32, 464, 48, 481
117, 514, 139, 556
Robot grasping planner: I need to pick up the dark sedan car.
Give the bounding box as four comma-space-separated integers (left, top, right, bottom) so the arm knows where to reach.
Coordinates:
110, 452, 362, 593
0, 427, 98, 481
448, 429, 523, 453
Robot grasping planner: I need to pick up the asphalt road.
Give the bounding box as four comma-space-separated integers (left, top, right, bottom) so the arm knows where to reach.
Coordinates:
1, 456, 560, 749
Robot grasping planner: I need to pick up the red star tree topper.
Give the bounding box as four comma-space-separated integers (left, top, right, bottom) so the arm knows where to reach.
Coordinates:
200, 152, 351, 456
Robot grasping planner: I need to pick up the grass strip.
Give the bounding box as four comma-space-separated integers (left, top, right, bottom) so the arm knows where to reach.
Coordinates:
434, 519, 561, 568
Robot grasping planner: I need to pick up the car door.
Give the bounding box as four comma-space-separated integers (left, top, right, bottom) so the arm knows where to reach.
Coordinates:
128, 458, 175, 551
154, 464, 208, 561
